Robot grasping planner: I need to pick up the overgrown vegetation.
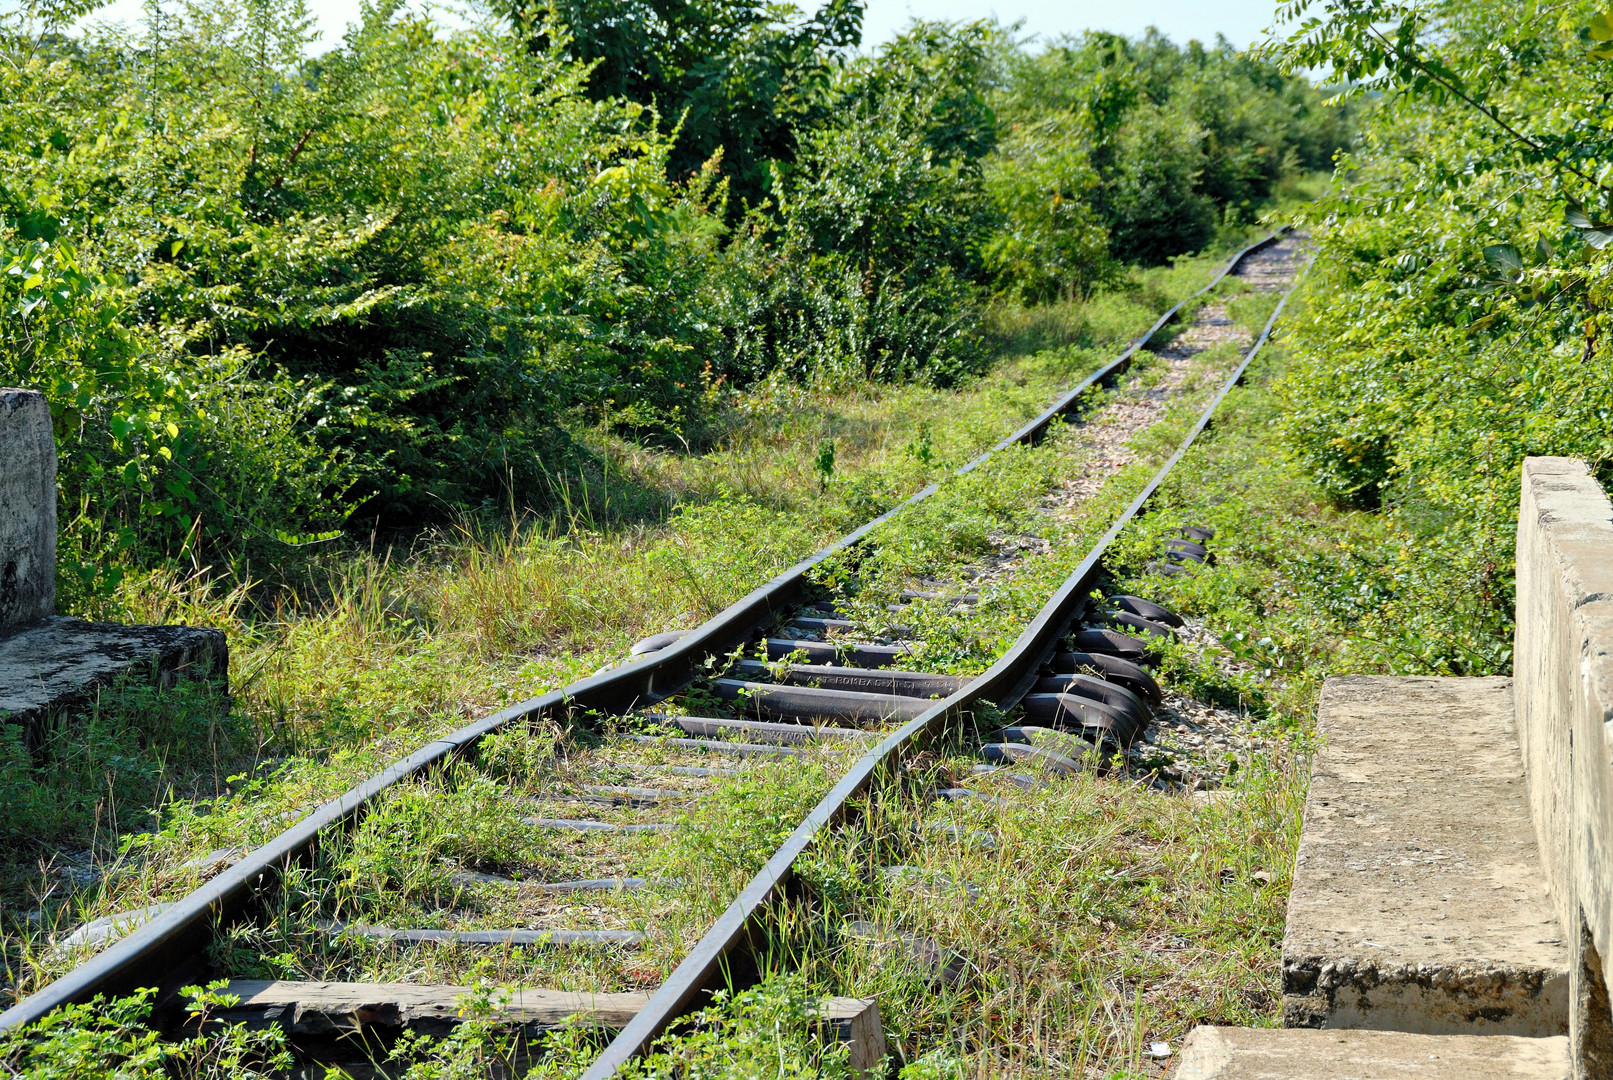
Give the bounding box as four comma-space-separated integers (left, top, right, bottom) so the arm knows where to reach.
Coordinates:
2, 0, 1343, 578
0, 0, 1383, 1072
0, 245, 1262, 1002
0, 254, 1283, 1078
1268, 0, 1613, 672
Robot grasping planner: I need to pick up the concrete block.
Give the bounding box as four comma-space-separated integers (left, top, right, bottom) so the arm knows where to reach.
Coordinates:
1515, 457, 1613, 1075
1282, 676, 1568, 1036
0, 389, 55, 633
1175, 1026, 1571, 1079
0, 617, 227, 742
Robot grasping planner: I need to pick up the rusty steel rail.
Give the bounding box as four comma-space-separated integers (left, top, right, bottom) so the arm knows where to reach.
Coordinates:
0, 229, 1289, 1037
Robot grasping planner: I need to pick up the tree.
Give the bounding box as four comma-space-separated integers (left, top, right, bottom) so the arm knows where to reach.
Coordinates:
517, 0, 864, 208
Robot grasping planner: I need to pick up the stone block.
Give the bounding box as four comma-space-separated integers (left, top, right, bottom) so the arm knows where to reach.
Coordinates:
1175, 1026, 1571, 1079
0, 389, 55, 633
1282, 675, 1568, 1036
1515, 457, 1613, 1075
0, 617, 227, 742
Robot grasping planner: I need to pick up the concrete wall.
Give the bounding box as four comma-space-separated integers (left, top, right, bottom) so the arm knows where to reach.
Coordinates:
0, 389, 55, 634
1515, 457, 1613, 1077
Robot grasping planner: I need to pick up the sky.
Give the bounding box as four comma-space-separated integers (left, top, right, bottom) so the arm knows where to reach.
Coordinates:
75, 0, 1287, 54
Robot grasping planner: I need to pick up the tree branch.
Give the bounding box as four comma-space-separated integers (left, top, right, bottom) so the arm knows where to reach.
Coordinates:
1367, 25, 1607, 192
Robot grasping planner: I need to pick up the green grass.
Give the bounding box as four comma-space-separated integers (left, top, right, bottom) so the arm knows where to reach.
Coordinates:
0, 233, 1339, 1079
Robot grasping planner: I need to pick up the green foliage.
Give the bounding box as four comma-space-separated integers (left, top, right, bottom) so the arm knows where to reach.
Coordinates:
615, 976, 866, 1079
524, 0, 864, 210
1129, 338, 1517, 684
982, 116, 1112, 302
0, 232, 349, 578
2, 0, 1339, 572
0, 985, 289, 1078
0, 677, 243, 841
997, 30, 1352, 269
331, 770, 547, 910
650, 761, 832, 901
1270, 0, 1613, 657
747, 22, 1002, 386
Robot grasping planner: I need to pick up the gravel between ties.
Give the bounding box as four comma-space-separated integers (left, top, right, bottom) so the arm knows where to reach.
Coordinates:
979, 236, 1305, 789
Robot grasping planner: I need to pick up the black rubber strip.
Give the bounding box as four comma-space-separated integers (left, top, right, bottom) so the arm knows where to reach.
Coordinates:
1107, 595, 1184, 628
1106, 611, 1179, 641
980, 743, 1081, 776
728, 659, 965, 698
1019, 693, 1142, 744
712, 679, 933, 724
1047, 651, 1163, 703
763, 638, 915, 668
1030, 673, 1153, 728
1067, 628, 1160, 667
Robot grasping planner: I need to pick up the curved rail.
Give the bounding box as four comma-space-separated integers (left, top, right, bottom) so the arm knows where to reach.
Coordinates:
581, 244, 1306, 1076
0, 228, 1290, 1036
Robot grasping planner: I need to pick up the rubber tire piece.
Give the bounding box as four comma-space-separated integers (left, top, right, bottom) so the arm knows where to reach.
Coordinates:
1105, 611, 1178, 641
1107, 595, 1184, 628
1031, 673, 1152, 729
1019, 693, 1143, 745
1047, 651, 1163, 703
1067, 628, 1160, 667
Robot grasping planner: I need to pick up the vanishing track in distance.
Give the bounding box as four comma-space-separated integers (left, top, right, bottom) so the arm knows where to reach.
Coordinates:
0, 231, 1307, 1078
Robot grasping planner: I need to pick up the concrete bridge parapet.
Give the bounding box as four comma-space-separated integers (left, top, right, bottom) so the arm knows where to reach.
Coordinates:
0, 389, 56, 634
1515, 456, 1613, 1077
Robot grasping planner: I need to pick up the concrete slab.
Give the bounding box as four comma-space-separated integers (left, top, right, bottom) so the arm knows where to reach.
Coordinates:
0, 389, 55, 632
1282, 675, 1568, 1036
1175, 1026, 1571, 1080
1515, 456, 1613, 1073
0, 617, 227, 740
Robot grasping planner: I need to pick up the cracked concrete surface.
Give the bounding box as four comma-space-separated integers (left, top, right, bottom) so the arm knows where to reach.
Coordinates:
1282, 676, 1569, 1037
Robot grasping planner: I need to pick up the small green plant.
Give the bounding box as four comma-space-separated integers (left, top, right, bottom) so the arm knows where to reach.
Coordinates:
0, 984, 290, 1078
907, 422, 935, 469
815, 438, 838, 489
620, 976, 866, 1079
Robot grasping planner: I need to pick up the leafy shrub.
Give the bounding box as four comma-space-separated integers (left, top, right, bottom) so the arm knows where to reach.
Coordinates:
995, 30, 1353, 267
1265, 0, 1613, 669
2, 0, 1345, 569
982, 117, 1114, 301
526, 0, 864, 210
0, 985, 289, 1078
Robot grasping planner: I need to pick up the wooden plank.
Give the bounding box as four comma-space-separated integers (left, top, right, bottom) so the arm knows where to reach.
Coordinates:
212, 981, 884, 1074
325, 924, 643, 947
637, 712, 871, 744
820, 996, 886, 1078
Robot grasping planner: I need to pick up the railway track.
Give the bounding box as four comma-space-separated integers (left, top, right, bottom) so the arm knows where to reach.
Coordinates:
0, 231, 1307, 1076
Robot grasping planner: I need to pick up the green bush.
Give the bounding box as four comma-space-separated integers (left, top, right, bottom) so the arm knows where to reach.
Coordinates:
1268, 0, 1613, 667
2, 0, 1346, 568
0, 986, 288, 1078
995, 30, 1353, 268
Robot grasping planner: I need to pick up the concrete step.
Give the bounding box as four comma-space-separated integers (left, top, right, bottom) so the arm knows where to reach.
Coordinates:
1175, 1026, 1570, 1079
0, 617, 227, 744
1283, 675, 1568, 1036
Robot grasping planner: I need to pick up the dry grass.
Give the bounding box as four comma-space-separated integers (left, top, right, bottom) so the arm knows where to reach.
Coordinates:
0, 241, 1274, 1022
